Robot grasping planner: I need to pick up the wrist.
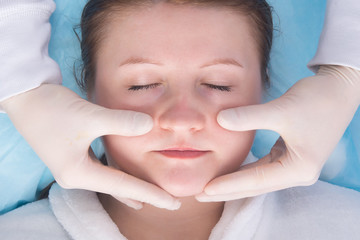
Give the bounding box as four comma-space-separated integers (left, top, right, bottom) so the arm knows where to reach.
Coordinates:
317, 65, 360, 107
0, 88, 31, 114
0, 84, 49, 114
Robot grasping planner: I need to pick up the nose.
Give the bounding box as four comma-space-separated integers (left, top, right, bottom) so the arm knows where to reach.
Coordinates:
158, 96, 205, 133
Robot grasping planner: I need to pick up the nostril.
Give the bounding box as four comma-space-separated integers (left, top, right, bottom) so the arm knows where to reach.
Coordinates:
189, 126, 200, 133
158, 108, 205, 132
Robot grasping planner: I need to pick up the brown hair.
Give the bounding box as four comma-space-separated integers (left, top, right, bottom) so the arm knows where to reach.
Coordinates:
76, 0, 273, 93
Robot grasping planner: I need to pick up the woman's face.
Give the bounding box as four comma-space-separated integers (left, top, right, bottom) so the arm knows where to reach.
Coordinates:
92, 3, 262, 197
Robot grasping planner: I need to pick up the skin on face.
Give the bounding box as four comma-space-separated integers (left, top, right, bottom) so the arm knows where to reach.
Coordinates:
92, 3, 263, 198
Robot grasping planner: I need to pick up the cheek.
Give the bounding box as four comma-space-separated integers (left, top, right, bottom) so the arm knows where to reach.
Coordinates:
215, 82, 262, 112
92, 81, 115, 108
238, 77, 263, 105
102, 136, 131, 168
211, 127, 256, 176
102, 135, 152, 180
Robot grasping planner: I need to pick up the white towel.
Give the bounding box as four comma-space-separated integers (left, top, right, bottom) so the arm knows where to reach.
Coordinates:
50, 184, 125, 240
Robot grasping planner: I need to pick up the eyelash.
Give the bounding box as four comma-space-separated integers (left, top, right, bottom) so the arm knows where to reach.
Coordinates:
202, 83, 232, 92
127, 83, 232, 92
128, 83, 161, 91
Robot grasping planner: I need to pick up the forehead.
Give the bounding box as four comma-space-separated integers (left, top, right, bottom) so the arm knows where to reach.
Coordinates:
97, 3, 260, 69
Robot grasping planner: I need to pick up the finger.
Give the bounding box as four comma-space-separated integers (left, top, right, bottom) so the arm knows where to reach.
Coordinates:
197, 138, 316, 202
201, 137, 287, 196
217, 101, 283, 132
196, 173, 279, 201
87, 105, 154, 137
113, 197, 143, 210
202, 157, 317, 197
196, 189, 270, 202
57, 159, 181, 210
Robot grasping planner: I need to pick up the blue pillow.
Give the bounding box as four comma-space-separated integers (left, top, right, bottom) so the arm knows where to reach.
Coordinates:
1, 0, 359, 214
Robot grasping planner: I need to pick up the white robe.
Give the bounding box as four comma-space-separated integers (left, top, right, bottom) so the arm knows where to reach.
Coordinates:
1, 180, 360, 240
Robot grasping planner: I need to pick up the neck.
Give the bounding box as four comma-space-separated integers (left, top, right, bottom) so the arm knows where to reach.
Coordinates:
98, 193, 225, 240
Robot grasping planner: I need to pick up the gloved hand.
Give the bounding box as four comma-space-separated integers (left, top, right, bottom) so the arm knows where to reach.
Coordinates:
197, 65, 360, 202
1, 84, 180, 210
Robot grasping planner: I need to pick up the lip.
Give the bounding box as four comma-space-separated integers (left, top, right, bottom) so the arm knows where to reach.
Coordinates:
155, 148, 210, 159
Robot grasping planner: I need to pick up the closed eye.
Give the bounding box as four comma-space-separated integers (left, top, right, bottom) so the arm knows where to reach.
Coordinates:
202, 83, 232, 92
128, 83, 161, 91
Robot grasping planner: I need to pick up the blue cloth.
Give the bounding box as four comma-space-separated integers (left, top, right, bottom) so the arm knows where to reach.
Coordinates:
1, 0, 359, 214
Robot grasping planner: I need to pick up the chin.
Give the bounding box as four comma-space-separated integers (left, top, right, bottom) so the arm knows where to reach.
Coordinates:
163, 185, 204, 198
155, 173, 210, 198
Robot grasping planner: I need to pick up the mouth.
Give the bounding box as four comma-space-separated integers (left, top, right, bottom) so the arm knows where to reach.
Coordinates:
155, 148, 210, 159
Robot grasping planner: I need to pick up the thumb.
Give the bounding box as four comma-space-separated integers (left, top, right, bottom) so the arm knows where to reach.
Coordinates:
217, 102, 283, 132
88, 106, 154, 137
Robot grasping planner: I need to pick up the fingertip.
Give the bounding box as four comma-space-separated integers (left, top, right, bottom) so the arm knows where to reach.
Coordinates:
113, 196, 144, 210
217, 108, 240, 131
203, 179, 224, 195
204, 186, 217, 196
195, 193, 212, 202
125, 112, 154, 136
218, 103, 281, 132
91, 109, 154, 137
145, 193, 181, 210
160, 199, 181, 211
170, 199, 182, 210
132, 203, 144, 210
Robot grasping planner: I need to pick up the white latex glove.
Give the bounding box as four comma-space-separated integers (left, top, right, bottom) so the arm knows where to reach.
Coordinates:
1, 84, 180, 210
197, 65, 360, 201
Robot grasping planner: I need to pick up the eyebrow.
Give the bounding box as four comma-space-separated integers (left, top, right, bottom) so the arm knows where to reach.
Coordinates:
118, 57, 244, 69
200, 58, 244, 68
119, 57, 163, 67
